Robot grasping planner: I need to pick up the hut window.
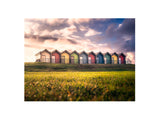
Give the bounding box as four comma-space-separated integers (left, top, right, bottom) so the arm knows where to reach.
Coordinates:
80, 57, 83, 64
119, 58, 121, 64
105, 58, 107, 64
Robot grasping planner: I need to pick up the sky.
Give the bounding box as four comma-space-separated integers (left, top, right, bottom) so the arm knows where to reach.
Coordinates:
24, 18, 135, 64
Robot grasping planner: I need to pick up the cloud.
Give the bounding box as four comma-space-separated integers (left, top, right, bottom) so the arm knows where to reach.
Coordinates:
126, 52, 135, 64
47, 25, 77, 38
104, 19, 135, 53
105, 24, 117, 37
67, 18, 91, 25
25, 18, 68, 26
85, 28, 102, 36
122, 36, 135, 52
70, 35, 81, 39
25, 33, 59, 42
116, 19, 135, 35
67, 39, 78, 44
79, 25, 88, 31
24, 21, 40, 35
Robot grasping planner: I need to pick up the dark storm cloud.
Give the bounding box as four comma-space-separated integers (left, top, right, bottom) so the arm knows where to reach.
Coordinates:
118, 19, 135, 52
105, 19, 135, 38
117, 19, 135, 35
67, 39, 78, 44
24, 33, 59, 42
122, 36, 135, 52
104, 19, 135, 52
105, 23, 117, 37
39, 35, 58, 41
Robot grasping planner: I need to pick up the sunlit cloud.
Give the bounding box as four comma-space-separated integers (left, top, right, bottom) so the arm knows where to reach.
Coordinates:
85, 28, 102, 36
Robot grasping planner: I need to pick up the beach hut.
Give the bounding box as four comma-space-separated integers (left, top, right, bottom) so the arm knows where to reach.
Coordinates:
70, 51, 79, 64
104, 52, 111, 64
61, 50, 70, 64
112, 52, 118, 64
51, 50, 61, 63
35, 49, 51, 63
119, 53, 126, 64
79, 51, 88, 64
96, 52, 104, 64
88, 51, 96, 64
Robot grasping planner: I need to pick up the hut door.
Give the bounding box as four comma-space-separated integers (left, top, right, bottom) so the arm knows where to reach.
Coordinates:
88, 57, 91, 64
62, 56, 65, 64
119, 58, 121, 64
52, 56, 55, 63
71, 56, 74, 64
112, 57, 114, 64
42, 55, 46, 62
80, 57, 83, 64
96, 57, 99, 64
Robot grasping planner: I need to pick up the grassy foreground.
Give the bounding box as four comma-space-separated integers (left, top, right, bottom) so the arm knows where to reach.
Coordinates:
25, 71, 135, 101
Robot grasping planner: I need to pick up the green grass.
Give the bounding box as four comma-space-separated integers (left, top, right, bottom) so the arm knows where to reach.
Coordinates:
25, 62, 135, 72
25, 71, 135, 101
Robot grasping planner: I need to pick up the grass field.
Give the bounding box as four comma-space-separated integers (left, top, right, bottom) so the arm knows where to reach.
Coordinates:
24, 63, 135, 101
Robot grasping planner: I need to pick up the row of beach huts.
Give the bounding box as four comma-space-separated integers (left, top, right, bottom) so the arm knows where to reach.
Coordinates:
35, 49, 126, 64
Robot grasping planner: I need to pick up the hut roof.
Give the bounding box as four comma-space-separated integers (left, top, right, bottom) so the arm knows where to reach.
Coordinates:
71, 50, 79, 55
112, 52, 118, 56
61, 50, 70, 55
105, 52, 111, 56
97, 51, 104, 56
79, 51, 88, 56
52, 49, 61, 54
88, 51, 96, 56
119, 53, 126, 57
35, 49, 51, 56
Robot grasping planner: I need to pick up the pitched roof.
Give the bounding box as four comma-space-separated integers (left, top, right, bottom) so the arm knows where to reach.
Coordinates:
97, 51, 104, 56
119, 53, 126, 57
105, 52, 111, 56
51, 49, 61, 54
61, 50, 70, 55
79, 51, 88, 56
71, 50, 79, 55
112, 52, 118, 56
35, 49, 51, 56
88, 51, 96, 56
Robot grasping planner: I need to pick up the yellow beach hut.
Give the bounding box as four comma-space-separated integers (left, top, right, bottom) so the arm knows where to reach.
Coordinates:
112, 53, 118, 64
61, 50, 70, 64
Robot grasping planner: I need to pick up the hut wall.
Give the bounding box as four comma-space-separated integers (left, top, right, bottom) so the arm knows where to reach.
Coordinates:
112, 55, 118, 64
97, 53, 104, 64
88, 53, 95, 64
52, 52, 60, 63
61, 52, 70, 64
105, 54, 111, 64
40, 51, 50, 63
119, 55, 125, 64
71, 53, 79, 64
80, 53, 88, 64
